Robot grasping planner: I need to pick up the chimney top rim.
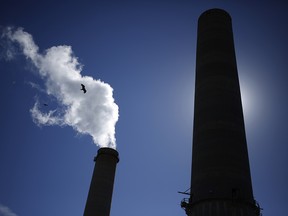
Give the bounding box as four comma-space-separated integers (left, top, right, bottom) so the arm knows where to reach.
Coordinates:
199, 8, 231, 21
95, 147, 119, 162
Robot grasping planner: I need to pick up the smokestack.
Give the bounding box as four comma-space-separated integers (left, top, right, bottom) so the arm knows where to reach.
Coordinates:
84, 147, 119, 216
181, 9, 261, 215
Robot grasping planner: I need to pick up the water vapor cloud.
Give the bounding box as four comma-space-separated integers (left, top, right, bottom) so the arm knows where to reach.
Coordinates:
2, 27, 119, 148
0, 204, 18, 216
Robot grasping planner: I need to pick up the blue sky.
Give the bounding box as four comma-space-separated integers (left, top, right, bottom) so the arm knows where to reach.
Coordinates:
1, 1, 288, 216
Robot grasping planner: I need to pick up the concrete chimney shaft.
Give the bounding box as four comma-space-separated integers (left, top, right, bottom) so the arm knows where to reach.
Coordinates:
182, 8, 261, 216
84, 147, 119, 216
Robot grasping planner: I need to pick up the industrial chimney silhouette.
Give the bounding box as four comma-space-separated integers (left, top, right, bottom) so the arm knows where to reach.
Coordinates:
84, 147, 119, 216
181, 9, 261, 215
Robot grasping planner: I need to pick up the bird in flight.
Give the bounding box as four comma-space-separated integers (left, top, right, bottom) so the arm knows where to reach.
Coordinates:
43, 103, 48, 106
80, 84, 87, 93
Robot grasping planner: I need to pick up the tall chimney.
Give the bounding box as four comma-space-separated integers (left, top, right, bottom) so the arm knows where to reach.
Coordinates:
84, 147, 119, 216
181, 9, 261, 215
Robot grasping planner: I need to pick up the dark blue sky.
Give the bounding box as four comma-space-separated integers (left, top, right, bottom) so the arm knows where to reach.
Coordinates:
1, 1, 288, 216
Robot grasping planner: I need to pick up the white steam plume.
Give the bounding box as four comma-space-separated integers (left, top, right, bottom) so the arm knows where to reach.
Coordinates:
2, 27, 119, 149
0, 204, 18, 216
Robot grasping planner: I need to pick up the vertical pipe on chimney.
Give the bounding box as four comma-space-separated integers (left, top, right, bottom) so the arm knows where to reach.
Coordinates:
84, 147, 119, 216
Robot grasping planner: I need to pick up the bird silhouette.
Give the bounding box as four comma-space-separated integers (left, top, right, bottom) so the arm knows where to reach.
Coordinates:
80, 84, 87, 93
43, 103, 48, 106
